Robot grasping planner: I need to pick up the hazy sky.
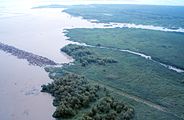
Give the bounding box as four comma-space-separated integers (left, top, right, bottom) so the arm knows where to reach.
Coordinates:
1, 0, 184, 6
37, 0, 184, 5
32, 0, 184, 6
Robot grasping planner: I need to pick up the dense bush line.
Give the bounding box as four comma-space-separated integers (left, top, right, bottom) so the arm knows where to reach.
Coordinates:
61, 44, 117, 66
82, 97, 134, 120
41, 73, 100, 118
41, 72, 134, 119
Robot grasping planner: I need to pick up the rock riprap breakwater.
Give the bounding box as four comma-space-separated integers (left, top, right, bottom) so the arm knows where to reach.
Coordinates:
0, 42, 57, 67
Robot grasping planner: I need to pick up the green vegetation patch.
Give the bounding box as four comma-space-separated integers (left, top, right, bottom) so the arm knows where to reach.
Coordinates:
64, 28, 184, 69
41, 72, 134, 119
82, 97, 134, 120
62, 44, 184, 119
63, 4, 184, 29
61, 44, 117, 66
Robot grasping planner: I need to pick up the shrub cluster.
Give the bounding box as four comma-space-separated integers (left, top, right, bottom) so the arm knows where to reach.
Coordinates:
61, 44, 117, 66
41, 72, 134, 119
82, 97, 134, 120
41, 73, 100, 118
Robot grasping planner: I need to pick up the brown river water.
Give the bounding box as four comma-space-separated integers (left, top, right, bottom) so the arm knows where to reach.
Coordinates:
0, 6, 106, 120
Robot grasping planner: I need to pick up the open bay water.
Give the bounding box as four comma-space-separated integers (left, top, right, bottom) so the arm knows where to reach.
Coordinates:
0, 1, 88, 120
0, 1, 130, 120
0, 51, 55, 120
0, 2, 58, 119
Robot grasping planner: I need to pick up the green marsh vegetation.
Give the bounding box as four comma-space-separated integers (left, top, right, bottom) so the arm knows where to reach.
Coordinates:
40, 4, 184, 120
64, 28, 184, 70
59, 43, 184, 119
63, 4, 184, 30
43, 43, 184, 119
42, 45, 134, 119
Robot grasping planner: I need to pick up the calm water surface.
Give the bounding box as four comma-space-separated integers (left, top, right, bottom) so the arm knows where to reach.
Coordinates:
0, 5, 106, 120
0, 51, 55, 120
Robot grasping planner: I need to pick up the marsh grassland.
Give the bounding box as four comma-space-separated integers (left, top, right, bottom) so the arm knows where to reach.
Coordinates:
41, 4, 184, 120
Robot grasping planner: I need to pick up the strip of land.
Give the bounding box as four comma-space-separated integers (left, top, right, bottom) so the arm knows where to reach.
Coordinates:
0, 42, 57, 67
